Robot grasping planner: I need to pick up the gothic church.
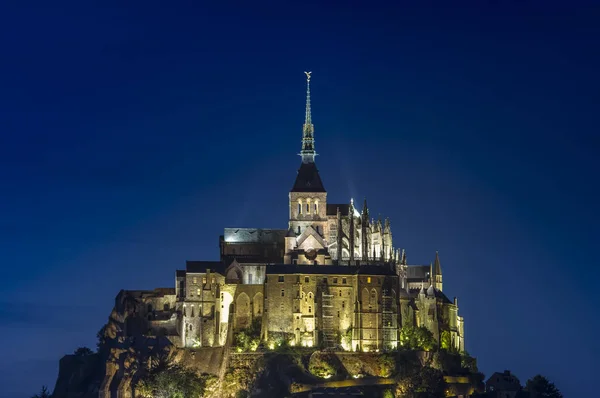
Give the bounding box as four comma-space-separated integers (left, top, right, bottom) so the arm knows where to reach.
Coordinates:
122, 74, 465, 353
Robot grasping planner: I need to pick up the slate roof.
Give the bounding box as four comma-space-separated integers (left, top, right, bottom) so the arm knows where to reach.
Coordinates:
291, 162, 326, 192
326, 204, 350, 216
264, 264, 396, 276
409, 286, 452, 304
186, 261, 225, 274
223, 228, 287, 244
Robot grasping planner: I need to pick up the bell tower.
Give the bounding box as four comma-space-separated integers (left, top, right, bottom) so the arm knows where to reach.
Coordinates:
286, 72, 329, 264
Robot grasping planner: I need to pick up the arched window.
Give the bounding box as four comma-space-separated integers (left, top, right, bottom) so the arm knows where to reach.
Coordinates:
297, 199, 303, 215
308, 306, 312, 314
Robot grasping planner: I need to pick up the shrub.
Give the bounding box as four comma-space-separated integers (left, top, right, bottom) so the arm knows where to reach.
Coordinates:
399, 326, 436, 351
308, 351, 337, 378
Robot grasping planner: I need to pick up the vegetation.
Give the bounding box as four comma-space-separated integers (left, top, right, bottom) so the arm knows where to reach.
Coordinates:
395, 366, 446, 398
377, 354, 396, 377
460, 351, 478, 372
73, 347, 94, 356
30, 386, 51, 398
233, 318, 261, 352
136, 364, 216, 398
308, 351, 338, 378
523, 374, 563, 398
96, 324, 107, 351
398, 326, 436, 351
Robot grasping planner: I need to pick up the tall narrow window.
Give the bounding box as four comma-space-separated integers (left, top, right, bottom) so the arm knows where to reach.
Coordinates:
308, 306, 312, 314
297, 226, 301, 234
281, 289, 285, 297
306, 203, 310, 212
298, 203, 302, 214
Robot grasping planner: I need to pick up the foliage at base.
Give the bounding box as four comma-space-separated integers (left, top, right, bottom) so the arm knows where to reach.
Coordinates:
308, 351, 338, 378
398, 326, 436, 351
136, 365, 216, 398
395, 366, 446, 398
233, 318, 261, 352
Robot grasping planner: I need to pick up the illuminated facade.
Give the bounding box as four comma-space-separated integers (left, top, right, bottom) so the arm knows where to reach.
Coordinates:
130, 74, 465, 353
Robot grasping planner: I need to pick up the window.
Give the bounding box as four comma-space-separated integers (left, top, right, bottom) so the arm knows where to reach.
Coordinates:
342, 301, 345, 309
249, 274, 253, 284
323, 277, 327, 283
202, 277, 207, 284
193, 277, 197, 284
314, 203, 318, 213
278, 275, 284, 282
339, 290, 342, 297
297, 226, 301, 234
342, 278, 347, 284
281, 289, 285, 297
293, 259, 298, 264
367, 277, 371, 283
196, 288, 201, 296
298, 202, 302, 214
211, 278, 215, 284
304, 276, 309, 283
308, 306, 312, 313
306, 203, 310, 212
333, 277, 338, 284
337, 311, 340, 317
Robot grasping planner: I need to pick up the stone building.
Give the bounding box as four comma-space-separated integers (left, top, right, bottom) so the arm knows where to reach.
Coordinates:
119, 73, 465, 353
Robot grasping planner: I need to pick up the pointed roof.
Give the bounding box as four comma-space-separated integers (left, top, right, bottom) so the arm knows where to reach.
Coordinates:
434, 251, 442, 275
291, 162, 326, 192
299, 71, 317, 164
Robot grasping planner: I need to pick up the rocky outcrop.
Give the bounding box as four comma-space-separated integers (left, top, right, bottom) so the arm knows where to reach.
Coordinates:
53, 290, 222, 398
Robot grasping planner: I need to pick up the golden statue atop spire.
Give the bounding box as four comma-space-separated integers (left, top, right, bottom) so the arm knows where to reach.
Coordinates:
304, 71, 312, 82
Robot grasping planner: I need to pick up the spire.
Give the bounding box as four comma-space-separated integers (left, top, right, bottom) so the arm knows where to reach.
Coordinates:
434, 251, 442, 275
300, 71, 316, 163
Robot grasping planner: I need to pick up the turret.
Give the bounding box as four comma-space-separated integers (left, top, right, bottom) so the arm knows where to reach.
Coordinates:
433, 251, 443, 292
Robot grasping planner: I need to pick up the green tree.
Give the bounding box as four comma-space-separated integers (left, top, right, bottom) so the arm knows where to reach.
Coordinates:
396, 366, 446, 398
31, 386, 51, 398
399, 326, 436, 351
525, 375, 563, 398
460, 351, 478, 373
74, 347, 94, 356
137, 365, 215, 398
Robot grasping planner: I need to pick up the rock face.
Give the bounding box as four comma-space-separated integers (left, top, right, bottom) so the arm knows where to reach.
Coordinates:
52, 290, 224, 398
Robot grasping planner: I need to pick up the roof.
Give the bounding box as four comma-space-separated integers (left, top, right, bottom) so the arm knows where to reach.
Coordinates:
264, 264, 396, 276
409, 286, 452, 304
433, 251, 442, 275
291, 162, 326, 192
326, 204, 350, 216
186, 261, 226, 274
223, 228, 287, 244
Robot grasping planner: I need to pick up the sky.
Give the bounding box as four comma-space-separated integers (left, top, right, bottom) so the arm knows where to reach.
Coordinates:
0, 1, 598, 396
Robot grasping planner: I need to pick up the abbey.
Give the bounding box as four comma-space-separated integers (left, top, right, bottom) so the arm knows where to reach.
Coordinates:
124, 74, 465, 353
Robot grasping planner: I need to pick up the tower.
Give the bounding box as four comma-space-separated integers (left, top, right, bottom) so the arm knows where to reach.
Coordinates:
432, 251, 443, 291
287, 72, 329, 264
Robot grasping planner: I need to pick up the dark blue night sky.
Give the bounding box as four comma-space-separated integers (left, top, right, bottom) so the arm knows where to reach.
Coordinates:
0, 1, 598, 397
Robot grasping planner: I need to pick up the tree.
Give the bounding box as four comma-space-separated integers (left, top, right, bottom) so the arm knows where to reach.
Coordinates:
96, 324, 107, 351
526, 375, 563, 398
136, 364, 216, 398
74, 347, 94, 356
399, 326, 436, 351
31, 386, 51, 398
396, 366, 446, 398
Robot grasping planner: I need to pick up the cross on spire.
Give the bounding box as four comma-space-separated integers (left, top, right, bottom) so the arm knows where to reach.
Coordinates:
300, 71, 316, 163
